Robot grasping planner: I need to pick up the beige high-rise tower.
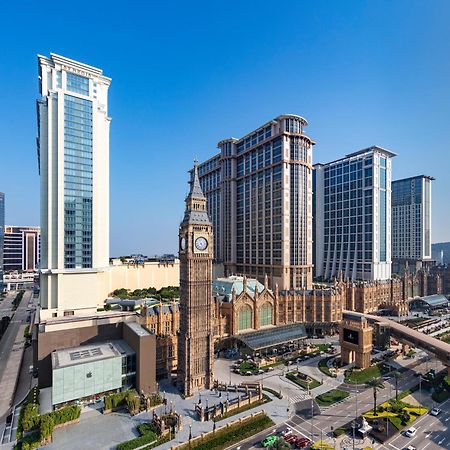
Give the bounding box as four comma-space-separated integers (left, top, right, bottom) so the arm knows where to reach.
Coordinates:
177, 164, 214, 397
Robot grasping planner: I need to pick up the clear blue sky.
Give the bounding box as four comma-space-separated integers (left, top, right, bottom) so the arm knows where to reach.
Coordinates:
1, 1, 449, 256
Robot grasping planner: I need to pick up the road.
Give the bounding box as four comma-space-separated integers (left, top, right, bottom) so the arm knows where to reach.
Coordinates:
388, 397, 450, 450
0, 290, 33, 421
0, 291, 15, 320
224, 356, 447, 450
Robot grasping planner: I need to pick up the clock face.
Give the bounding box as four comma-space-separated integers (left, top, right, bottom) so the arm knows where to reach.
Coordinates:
180, 237, 186, 251
195, 237, 208, 251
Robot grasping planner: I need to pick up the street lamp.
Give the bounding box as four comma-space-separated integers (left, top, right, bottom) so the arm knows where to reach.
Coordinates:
308, 382, 314, 442
351, 420, 356, 450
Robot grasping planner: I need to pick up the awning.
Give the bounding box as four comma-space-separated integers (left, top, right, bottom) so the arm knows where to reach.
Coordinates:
236, 323, 307, 351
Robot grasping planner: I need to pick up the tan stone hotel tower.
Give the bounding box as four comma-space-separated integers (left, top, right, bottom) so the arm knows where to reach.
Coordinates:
177, 164, 214, 397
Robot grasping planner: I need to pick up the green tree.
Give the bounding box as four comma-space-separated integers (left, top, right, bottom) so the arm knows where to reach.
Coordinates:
269, 438, 291, 450
393, 370, 402, 400
366, 377, 385, 416
112, 288, 129, 298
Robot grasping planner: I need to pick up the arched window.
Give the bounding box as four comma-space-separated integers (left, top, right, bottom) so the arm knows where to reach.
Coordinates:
259, 302, 273, 327
237, 305, 253, 331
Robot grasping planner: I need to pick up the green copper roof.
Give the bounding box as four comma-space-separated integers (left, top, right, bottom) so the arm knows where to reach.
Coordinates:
212, 276, 265, 300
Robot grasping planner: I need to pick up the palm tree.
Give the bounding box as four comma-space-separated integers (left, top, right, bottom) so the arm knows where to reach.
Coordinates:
393, 371, 402, 401
365, 377, 385, 416
269, 438, 291, 450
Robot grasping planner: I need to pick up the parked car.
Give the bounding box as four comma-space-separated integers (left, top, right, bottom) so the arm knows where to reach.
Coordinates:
295, 437, 312, 449
405, 427, 417, 437
262, 435, 277, 447
405, 446, 417, 450
430, 407, 442, 416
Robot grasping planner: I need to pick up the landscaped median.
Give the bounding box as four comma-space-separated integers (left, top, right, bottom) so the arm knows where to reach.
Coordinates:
315, 389, 349, 407
173, 412, 274, 450
344, 363, 390, 384
362, 397, 427, 442
318, 357, 337, 378
213, 394, 271, 422
286, 371, 321, 389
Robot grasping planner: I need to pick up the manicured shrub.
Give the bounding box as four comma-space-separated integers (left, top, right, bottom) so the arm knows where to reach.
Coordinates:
137, 423, 157, 436
19, 432, 40, 450
116, 430, 158, 450
21, 403, 40, 432
126, 391, 141, 415
104, 390, 130, 410
39, 414, 54, 441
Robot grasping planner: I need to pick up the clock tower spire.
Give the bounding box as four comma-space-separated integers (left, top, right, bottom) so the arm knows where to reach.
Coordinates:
177, 162, 214, 397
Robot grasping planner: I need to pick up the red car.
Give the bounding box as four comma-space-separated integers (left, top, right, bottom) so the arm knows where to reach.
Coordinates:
284, 434, 297, 444
295, 437, 312, 449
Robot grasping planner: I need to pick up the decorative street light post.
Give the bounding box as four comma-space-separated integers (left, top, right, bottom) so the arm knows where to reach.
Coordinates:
308, 382, 314, 442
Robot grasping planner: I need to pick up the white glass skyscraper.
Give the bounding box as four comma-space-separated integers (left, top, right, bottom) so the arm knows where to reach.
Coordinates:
392, 175, 433, 261
37, 54, 111, 318
314, 146, 395, 281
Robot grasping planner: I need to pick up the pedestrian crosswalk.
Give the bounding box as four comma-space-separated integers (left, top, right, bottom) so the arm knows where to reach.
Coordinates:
289, 392, 311, 404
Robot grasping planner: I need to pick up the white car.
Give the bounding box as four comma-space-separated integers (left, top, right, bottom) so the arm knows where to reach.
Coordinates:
405, 427, 417, 437
430, 407, 441, 416
406, 446, 417, 450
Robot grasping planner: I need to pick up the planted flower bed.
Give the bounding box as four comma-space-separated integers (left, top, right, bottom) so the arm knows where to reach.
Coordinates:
286, 371, 321, 389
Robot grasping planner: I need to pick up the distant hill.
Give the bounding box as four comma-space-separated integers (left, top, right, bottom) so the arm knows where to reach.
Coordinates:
432, 242, 450, 265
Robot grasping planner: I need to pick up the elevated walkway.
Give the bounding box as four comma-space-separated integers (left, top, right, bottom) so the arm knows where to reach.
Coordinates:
343, 310, 450, 371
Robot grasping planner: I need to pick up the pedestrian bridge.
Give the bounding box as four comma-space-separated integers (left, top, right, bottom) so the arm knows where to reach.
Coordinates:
343, 310, 450, 372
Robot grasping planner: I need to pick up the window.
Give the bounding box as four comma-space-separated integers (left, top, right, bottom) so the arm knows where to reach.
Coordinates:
237, 304, 253, 331
67, 72, 89, 95
259, 302, 273, 327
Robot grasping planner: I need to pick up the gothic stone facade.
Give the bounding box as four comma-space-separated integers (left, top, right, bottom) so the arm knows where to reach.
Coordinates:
177, 165, 214, 397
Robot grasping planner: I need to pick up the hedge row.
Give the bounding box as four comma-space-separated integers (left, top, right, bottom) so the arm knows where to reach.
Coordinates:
178, 414, 274, 450
16, 404, 80, 449
116, 430, 158, 450
17, 387, 40, 439
40, 405, 81, 439
18, 432, 40, 450
104, 391, 129, 410
262, 387, 283, 399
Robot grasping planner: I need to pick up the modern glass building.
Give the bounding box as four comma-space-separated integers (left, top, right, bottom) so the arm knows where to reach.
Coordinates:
51, 341, 136, 408
392, 175, 433, 261
37, 54, 111, 318
3, 226, 41, 272
314, 146, 395, 281
197, 115, 314, 291
0, 193, 4, 291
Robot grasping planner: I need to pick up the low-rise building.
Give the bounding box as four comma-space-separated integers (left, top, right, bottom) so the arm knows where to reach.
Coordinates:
35, 311, 156, 403
51, 340, 136, 408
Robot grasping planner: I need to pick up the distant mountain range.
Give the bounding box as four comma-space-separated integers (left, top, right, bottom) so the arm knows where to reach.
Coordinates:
432, 242, 450, 264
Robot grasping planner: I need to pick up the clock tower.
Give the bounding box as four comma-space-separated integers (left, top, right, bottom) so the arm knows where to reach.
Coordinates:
177, 163, 214, 397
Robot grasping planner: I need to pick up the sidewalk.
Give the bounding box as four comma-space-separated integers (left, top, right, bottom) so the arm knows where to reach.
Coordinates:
152, 380, 288, 450
0, 291, 33, 420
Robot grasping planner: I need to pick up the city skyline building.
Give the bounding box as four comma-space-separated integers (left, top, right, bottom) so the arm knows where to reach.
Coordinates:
197, 114, 314, 291
37, 53, 111, 318
314, 146, 395, 281
3, 225, 41, 272
0, 192, 4, 291
392, 175, 433, 263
